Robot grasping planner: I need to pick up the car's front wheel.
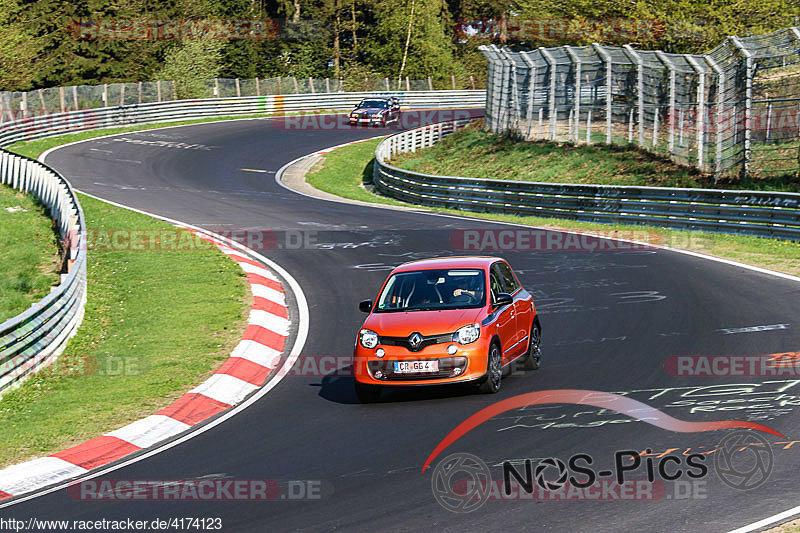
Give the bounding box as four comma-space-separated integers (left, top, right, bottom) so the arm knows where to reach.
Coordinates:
355, 381, 381, 403
478, 343, 502, 394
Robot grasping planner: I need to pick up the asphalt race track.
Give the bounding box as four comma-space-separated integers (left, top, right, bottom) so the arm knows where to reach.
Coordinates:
5, 110, 800, 531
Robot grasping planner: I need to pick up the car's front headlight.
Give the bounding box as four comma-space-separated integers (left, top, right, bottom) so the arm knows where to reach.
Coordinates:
360, 328, 379, 349
350, 113, 358, 118
455, 323, 480, 345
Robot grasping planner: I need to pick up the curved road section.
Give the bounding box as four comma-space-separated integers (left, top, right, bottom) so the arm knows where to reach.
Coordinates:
4, 111, 800, 531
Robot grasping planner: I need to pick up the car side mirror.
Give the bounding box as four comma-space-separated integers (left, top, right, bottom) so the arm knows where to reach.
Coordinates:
359, 299, 373, 313
493, 293, 513, 307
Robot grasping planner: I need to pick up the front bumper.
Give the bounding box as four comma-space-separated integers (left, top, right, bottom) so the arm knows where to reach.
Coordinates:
349, 115, 385, 126
353, 339, 490, 386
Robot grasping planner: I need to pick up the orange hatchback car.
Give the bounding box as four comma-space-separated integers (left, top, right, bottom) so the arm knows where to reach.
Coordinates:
353, 256, 541, 402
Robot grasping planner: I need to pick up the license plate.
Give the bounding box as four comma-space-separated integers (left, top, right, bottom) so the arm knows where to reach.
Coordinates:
394, 360, 439, 373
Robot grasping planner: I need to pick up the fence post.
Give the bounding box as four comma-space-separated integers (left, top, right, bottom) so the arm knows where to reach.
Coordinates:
235, 78, 241, 97
292, 77, 299, 93
452, 75, 456, 89
705, 55, 725, 181
158, 80, 162, 101
73, 86, 79, 109
765, 97, 772, 141
623, 45, 644, 146
652, 110, 658, 147
22, 92, 28, 118
102, 84, 108, 106
586, 109, 592, 143
500, 48, 521, 133
119, 84, 125, 106
406, 76, 410, 91
628, 109, 634, 143
538, 108, 544, 138
309, 77, 315, 93
655, 51, 676, 154
540, 47, 557, 141
470, 75, 475, 90
731, 36, 752, 178
138, 82, 142, 104
592, 43, 612, 144
427, 76, 433, 90
59, 86, 65, 112
679, 109, 685, 146
520, 51, 537, 140
686, 55, 706, 171
564, 46, 581, 143
489, 45, 509, 133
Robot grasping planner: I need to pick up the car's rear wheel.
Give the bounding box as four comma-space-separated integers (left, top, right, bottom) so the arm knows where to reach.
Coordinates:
522, 321, 542, 371
479, 343, 502, 394
355, 381, 381, 403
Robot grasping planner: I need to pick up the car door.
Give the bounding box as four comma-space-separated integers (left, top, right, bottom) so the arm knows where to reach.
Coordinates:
497, 261, 531, 354
490, 263, 518, 363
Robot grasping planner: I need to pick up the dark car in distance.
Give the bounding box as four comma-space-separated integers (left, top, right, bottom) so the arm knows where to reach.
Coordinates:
348, 97, 401, 127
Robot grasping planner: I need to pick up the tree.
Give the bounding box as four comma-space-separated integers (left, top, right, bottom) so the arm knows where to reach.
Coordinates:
155, 39, 224, 98
365, 0, 456, 81
0, 0, 40, 91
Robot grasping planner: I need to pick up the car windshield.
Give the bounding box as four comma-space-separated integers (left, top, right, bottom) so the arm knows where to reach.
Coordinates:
359, 100, 388, 108
375, 268, 486, 312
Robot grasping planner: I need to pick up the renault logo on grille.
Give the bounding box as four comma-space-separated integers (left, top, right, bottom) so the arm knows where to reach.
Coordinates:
408, 332, 423, 350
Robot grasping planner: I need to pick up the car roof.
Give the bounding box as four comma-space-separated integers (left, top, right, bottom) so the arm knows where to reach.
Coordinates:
392, 256, 504, 273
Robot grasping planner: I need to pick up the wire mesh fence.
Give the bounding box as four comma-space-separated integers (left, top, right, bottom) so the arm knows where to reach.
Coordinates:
480, 26, 800, 180
0, 75, 483, 125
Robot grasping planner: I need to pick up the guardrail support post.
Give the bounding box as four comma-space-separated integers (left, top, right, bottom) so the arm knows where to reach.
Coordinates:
592, 44, 613, 145
686, 55, 707, 171
540, 47, 557, 141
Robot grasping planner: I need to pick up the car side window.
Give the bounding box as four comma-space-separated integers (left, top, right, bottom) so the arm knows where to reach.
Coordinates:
489, 265, 504, 303
496, 262, 519, 293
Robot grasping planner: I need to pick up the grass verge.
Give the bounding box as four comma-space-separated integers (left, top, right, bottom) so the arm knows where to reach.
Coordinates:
0, 193, 248, 467
306, 138, 800, 277
0, 185, 60, 323
390, 120, 800, 191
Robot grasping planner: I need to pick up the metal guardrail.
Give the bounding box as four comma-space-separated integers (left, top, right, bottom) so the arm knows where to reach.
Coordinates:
0, 151, 86, 394
0, 90, 486, 147
374, 121, 800, 240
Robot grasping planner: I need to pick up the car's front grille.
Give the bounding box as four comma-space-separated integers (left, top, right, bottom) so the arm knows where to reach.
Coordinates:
379, 333, 455, 352
368, 357, 468, 381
